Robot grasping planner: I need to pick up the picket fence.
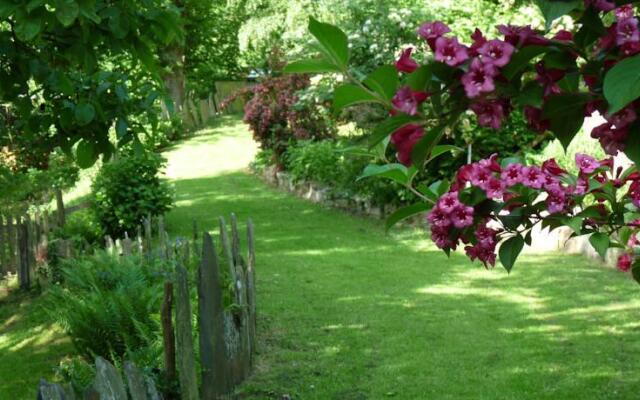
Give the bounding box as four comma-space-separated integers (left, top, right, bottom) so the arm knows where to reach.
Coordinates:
34, 213, 257, 400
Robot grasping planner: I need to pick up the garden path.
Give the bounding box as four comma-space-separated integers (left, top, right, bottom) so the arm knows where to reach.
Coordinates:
163, 116, 640, 400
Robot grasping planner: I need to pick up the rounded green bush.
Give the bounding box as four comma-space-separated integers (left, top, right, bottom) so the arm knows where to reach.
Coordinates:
91, 153, 173, 238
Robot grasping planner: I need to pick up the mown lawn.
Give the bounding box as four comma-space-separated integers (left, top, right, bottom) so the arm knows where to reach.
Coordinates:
164, 116, 640, 399
2, 115, 640, 399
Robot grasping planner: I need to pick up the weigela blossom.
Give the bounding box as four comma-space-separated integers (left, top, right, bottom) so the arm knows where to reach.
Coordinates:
395, 48, 419, 73
417, 21, 451, 49
497, 24, 549, 48
390, 124, 424, 166
616, 17, 640, 45
461, 58, 497, 98
392, 87, 429, 116
617, 253, 633, 272
470, 99, 507, 130
434, 37, 469, 66
575, 153, 601, 174
478, 39, 515, 67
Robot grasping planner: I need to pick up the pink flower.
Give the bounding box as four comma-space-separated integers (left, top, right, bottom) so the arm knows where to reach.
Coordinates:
395, 48, 419, 73
485, 178, 505, 199
478, 154, 502, 173
461, 58, 497, 98
585, 0, 615, 12
542, 158, 567, 176
535, 62, 565, 97
629, 181, 640, 207
470, 100, 506, 130
431, 225, 457, 250
616, 5, 635, 20
469, 28, 487, 57
469, 164, 493, 187
418, 21, 451, 49
438, 192, 461, 214
523, 106, 550, 133
522, 166, 546, 189
390, 124, 424, 166
621, 41, 640, 56
451, 205, 474, 229
547, 193, 567, 214
616, 17, 640, 45
478, 39, 515, 67
553, 30, 574, 42
497, 24, 549, 48
392, 87, 429, 116
575, 153, 601, 174
464, 222, 499, 267
501, 163, 524, 186
427, 207, 451, 228
608, 106, 637, 128
617, 253, 633, 272
590, 122, 628, 156
434, 37, 469, 67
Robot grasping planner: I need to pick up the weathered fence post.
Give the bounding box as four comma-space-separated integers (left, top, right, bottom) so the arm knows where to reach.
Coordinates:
230, 213, 241, 267
198, 232, 231, 398
0, 215, 6, 276
144, 217, 152, 260
122, 233, 133, 256
6, 215, 16, 274
17, 218, 30, 290
55, 188, 66, 228
93, 356, 127, 399
37, 379, 69, 400
174, 257, 198, 400
247, 219, 257, 365
161, 281, 176, 393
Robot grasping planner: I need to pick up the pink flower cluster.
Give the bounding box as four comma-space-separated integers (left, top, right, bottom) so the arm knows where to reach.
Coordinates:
426, 153, 636, 268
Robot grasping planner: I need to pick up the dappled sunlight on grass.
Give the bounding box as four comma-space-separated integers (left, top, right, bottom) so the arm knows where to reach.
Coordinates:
159, 116, 640, 399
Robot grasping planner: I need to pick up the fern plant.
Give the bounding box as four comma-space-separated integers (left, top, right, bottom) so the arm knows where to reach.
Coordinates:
49, 252, 164, 363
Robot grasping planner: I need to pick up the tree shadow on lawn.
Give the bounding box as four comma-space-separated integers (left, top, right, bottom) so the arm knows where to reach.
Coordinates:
166, 171, 640, 399
0, 286, 73, 398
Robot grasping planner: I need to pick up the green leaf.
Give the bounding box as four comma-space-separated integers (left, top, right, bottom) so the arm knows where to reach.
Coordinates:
542, 93, 590, 149
503, 46, 549, 80
0, 1, 18, 18
499, 235, 525, 273
333, 84, 379, 113
536, 0, 580, 30
55, 0, 79, 27
358, 163, 412, 185
363, 65, 399, 101
283, 58, 342, 74
604, 54, 640, 114
574, 7, 606, 48
516, 81, 544, 108
406, 65, 432, 92
74, 102, 95, 126
428, 145, 462, 162
368, 115, 421, 148
116, 118, 127, 138
75, 139, 98, 168
386, 202, 432, 231
15, 14, 43, 41
589, 232, 610, 259
632, 260, 640, 284
624, 124, 640, 165
308, 17, 349, 70
563, 216, 584, 235
411, 123, 447, 168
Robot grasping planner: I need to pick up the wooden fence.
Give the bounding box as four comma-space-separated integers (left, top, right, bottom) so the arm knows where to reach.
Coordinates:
37, 213, 257, 400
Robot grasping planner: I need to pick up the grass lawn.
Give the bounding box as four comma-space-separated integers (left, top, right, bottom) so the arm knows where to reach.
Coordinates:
0, 280, 73, 398
2, 115, 640, 398
164, 116, 640, 399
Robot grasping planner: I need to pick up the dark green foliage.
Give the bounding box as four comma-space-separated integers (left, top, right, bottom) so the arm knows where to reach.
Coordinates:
91, 153, 173, 237
48, 252, 164, 362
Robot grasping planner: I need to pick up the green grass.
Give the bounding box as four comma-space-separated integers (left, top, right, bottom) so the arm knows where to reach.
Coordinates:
163, 116, 640, 399
3, 114, 640, 399
0, 279, 73, 398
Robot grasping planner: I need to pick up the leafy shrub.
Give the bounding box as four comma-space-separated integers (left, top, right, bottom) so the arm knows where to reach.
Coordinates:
49, 252, 164, 362
91, 153, 173, 237
236, 73, 335, 166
